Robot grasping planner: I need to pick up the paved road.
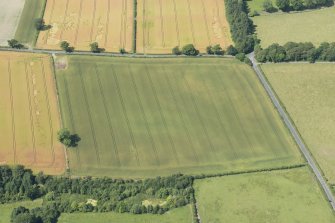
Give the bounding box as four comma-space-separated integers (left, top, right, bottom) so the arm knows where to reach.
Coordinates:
248, 52, 335, 210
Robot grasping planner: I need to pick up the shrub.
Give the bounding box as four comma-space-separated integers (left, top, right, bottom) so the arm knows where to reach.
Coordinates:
181, 44, 199, 56
172, 46, 182, 55
235, 53, 246, 62
226, 45, 238, 56
7, 39, 24, 49
206, 46, 214, 55
263, 0, 277, 12
291, 0, 304, 10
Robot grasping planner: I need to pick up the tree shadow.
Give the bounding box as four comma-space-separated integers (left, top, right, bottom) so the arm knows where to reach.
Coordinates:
69, 134, 81, 147
41, 24, 52, 31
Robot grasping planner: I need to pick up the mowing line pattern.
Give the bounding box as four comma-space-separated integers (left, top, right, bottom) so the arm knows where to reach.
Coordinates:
0, 53, 65, 174
94, 65, 121, 167
24, 62, 37, 165
56, 58, 300, 177
7, 59, 17, 164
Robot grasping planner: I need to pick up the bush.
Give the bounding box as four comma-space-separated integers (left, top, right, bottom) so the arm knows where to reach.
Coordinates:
244, 57, 253, 66
235, 53, 246, 62
120, 48, 127, 54
7, 39, 24, 49
291, 0, 304, 10
249, 10, 260, 17
172, 46, 182, 55
60, 41, 74, 53
276, 0, 290, 11
181, 44, 199, 56
226, 45, 238, 56
263, 0, 277, 12
206, 46, 214, 55
206, 44, 224, 55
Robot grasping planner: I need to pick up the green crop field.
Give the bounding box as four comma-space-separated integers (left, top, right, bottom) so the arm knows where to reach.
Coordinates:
253, 6, 335, 47
58, 205, 192, 223
14, 0, 47, 46
247, 0, 277, 13
0, 199, 42, 223
55, 56, 301, 178
194, 167, 335, 223
262, 63, 335, 184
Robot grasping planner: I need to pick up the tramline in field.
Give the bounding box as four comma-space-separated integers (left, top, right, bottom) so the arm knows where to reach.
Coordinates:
137, 0, 233, 54
55, 56, 301, 178
36, 0, 134, 52
0, 52, 65, 174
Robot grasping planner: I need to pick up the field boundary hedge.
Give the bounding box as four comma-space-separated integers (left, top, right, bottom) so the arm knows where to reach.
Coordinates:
224, 0, 255, 53
132, 0, 137, 53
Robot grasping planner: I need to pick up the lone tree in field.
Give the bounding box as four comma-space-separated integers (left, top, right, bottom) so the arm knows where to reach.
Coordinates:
60, 41, 74, 53
181, 44, 199, 56
7, 39, 24, 49
90, 42, 104, 53
57, 128, 80, 148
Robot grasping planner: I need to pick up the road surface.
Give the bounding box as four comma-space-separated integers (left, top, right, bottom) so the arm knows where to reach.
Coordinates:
248, 52, 335, 210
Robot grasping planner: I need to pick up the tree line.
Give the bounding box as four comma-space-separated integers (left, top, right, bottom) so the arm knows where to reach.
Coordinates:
255, 42, 335, 63
262, 0, 333, 13
0, 166, 194, 223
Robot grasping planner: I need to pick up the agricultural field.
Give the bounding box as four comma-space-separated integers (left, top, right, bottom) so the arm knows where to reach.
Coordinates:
36, 0, 134, 52
194, 167, 335, 223
0, 52, 65, 174
253, 6, 335, 47
0, 199, 43, 223
58, 205, 193, 223
14, 0, 47, 47
55, 56, 301, 178
262, 63, 335, 184
137, 0, 233, 54
0, 0, 25, 46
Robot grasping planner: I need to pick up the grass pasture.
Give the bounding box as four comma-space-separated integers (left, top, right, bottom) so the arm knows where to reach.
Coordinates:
262, 63, 335, 184
194, 167, 335, 223
0, 0, 25, 46
0, 199, 43, 223
14, 0, 47, 47
58, 205, 193, 223
137, 0, 233, 54
253, 6, 335, 47
56, 56, 301, 177
0, 52, 65, 174
36, 0, 133, 52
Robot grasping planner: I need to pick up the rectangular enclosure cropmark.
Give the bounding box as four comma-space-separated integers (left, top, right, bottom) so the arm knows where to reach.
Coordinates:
0, 52, 66, 174
55, 56, 301, 178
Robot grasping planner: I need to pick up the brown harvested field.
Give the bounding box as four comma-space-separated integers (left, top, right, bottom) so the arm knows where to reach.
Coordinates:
137, 0, 233, 54
36, 0, 133, 52
0, 52, 65, 174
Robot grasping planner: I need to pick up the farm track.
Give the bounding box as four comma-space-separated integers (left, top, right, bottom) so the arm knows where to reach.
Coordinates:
40, 59, 56, 166
7, 60, 17, 164
94, 65, 121, 167
24, 62, 37, 165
